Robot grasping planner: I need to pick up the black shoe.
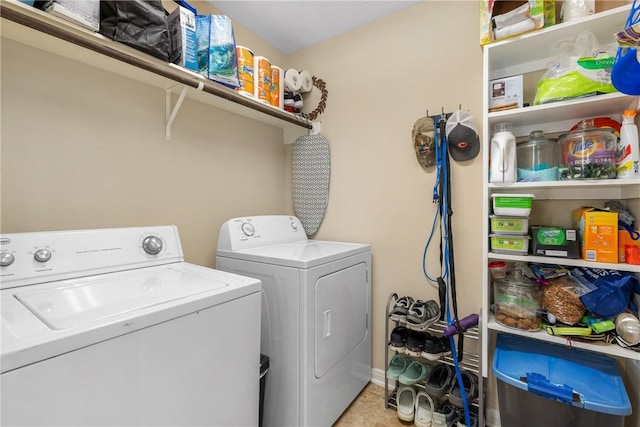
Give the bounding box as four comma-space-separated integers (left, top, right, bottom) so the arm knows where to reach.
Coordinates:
422, 335, 452, 361
448, 370, 478, 408
389, 326, 409, 352
424, 363, 454, 398
453, 412, 478, 427
405, 330, 429, 357
441, 403, 460, 427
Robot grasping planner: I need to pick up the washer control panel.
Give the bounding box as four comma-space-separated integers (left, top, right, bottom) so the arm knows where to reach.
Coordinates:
0, 226, 183, 290
218, 215, 307, 251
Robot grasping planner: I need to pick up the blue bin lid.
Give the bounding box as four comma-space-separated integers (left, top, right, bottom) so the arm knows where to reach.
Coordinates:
493, 334, 631, 416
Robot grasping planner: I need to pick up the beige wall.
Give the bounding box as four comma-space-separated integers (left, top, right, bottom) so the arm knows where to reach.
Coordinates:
288, 1, 484, 375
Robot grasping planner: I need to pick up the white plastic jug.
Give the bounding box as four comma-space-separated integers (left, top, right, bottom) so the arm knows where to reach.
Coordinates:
616, 109, 639, 179
490, 123, 517, 183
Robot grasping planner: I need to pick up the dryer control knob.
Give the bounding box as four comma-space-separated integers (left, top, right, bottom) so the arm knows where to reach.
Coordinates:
290, 222, 298, 231
241, 223, 255, 237
34, 249, 52, 263
143, 236, 163, 255
0, 252, 15, 267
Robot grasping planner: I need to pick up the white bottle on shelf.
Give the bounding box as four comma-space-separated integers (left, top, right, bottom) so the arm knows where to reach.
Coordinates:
490, 122, 517, 183
616, 109, 639, 179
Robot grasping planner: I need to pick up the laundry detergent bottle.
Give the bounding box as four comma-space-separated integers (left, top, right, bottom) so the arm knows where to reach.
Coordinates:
616, 109, 639, 179
490, 122, 517, 183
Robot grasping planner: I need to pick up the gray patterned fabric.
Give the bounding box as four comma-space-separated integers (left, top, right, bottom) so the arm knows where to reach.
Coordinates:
292, 134, 330, 236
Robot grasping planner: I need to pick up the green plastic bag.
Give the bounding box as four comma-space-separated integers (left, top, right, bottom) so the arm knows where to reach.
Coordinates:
534, 31, 617, 105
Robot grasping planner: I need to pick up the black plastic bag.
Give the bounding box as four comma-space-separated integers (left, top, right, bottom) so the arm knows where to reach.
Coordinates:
99, 0, 170, 61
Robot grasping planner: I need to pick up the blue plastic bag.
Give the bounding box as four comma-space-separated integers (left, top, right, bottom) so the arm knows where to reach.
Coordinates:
611, 0, 640, 95
570, 267, 640, 318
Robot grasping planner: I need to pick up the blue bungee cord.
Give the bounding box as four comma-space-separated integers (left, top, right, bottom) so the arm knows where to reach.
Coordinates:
425, 115, 472, 426
423, 115, 447, 284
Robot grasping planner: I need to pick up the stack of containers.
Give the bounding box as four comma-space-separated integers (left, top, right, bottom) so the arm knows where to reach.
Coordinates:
489, 194, 540, 331
489, 194, 535, 255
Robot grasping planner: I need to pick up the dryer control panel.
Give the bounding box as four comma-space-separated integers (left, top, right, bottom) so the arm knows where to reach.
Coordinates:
217, 215, 307, 251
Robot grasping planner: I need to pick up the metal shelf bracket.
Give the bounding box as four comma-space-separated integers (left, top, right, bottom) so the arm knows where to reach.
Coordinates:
165, 82, 204, 141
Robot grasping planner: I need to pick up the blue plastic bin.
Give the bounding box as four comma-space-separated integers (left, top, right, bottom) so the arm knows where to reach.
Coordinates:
493, 334, 631, 427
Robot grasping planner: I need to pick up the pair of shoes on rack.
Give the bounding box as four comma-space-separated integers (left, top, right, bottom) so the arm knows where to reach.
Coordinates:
390, 297, 440, 331
396, 385, 435, 426
389, 327, 451, 360
386, 354, 431, 386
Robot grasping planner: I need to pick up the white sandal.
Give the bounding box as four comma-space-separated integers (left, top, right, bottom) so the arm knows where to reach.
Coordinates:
396, 385, 416, 422
414, 390, 435, 427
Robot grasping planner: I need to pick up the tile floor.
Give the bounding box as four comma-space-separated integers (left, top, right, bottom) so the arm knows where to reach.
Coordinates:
333, 382, 412, 427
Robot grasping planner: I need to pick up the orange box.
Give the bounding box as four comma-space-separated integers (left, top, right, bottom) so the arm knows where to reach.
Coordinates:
619, 229, 640, 263
572, 207, 618, 263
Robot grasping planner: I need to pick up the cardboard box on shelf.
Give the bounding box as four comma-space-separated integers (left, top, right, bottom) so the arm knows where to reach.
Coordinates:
530, 226, 580, 258
168, 5, 198, 71
572, 207, 618, 263
489, 75, 524, 111
480, 0, 556, 46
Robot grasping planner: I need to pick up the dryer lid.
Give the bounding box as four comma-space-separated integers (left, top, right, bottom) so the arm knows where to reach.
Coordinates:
217, 240, 370, 269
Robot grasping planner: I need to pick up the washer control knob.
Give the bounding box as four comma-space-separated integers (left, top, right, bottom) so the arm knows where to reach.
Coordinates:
0, 252, 15, 267
34, 249, 52, 263
241, 223, 255, 237
290, 222, 298, 231
142, 236, 163, 255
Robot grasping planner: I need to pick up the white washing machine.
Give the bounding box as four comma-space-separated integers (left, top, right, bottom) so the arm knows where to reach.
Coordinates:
1, 226, 261, 426
216, 215, 372, 427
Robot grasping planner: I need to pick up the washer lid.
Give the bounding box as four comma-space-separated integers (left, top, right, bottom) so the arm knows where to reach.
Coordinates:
15, 266, 229, 330
1, 263, 261, 372
217, 240, 370, 269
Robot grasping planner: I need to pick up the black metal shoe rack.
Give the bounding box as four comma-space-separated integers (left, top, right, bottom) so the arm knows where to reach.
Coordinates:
384, 292, 485, 426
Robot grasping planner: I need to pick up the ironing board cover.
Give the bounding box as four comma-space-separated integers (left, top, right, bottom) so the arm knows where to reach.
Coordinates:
292, 134, 330, 236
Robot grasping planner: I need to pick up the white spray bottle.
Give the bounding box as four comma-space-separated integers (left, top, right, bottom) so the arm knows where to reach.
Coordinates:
490, 122, 517, 183
616, 109, 639, 179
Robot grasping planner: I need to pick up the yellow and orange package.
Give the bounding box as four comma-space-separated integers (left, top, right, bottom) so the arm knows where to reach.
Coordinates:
572, 207, 618, 263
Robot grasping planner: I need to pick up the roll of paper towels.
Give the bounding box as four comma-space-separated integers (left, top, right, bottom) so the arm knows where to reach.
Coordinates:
285, 68, 301, 91
271, 65, 284, 109
299, 70, 313, 92
254, 56, 272, 105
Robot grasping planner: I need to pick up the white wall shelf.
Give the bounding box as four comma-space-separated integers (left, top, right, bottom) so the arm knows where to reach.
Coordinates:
487, 318, 640, 361
486, 5, 632, 79
0, 0, 312, 140
487, 253, 640, 274
481, 3, 639, 381
489, 178, 640, 200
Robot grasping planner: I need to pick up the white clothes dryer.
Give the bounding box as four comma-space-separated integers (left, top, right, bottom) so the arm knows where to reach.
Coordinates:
216, 215, 372, 427
1, 226, 261, 426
